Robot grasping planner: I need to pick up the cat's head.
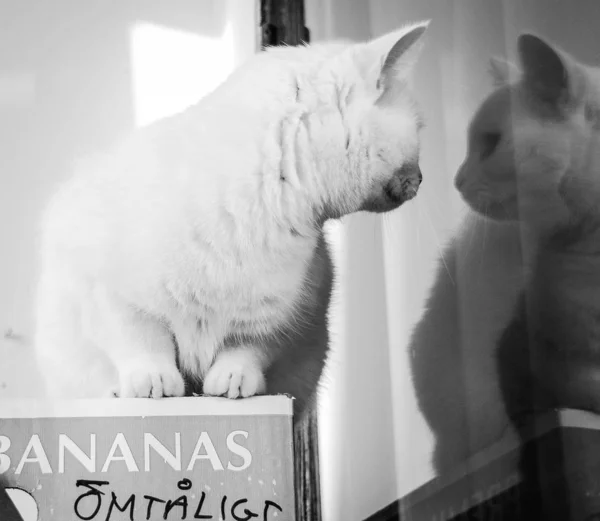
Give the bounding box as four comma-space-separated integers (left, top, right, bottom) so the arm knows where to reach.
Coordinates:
347, 23, 428, 215
265, 22, 429, 219
455, 34, 600, 233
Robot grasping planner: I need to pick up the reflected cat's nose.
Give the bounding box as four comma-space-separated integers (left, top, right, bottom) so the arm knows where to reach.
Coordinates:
454, 165, 467, 191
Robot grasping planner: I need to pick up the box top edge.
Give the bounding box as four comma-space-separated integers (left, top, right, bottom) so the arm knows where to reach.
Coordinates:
0, 394, 294, 419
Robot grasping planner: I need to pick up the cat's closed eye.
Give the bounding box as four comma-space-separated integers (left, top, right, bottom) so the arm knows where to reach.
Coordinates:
480, 131, 502, 160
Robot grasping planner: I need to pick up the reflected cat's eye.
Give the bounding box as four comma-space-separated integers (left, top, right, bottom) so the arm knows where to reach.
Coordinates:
480, 132, 502, 159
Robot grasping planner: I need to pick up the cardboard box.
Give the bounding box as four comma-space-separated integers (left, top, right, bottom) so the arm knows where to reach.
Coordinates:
0, 395, 295, 521
366, 409, 600, 521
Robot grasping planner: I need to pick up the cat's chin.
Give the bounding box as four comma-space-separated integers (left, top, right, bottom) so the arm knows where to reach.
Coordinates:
360, 198, 407, 214
466, 199, 518, 222
359, 188, 419, 214
359, 197, 410, 214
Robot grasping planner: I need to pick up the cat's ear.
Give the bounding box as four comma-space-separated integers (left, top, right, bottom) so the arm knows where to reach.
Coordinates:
357, 21, 429, 102
378, 22, 429, 89
488, 57, 519, 87
517, 33, 583, 106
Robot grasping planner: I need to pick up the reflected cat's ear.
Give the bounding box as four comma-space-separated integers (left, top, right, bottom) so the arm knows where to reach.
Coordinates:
358, 21, 429, 104
517, 33, 583, 106
488, 57, 519, 87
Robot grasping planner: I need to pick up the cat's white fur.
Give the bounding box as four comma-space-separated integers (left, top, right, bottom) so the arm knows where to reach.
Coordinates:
35, 22, 429, 399
411, 33, 600, 472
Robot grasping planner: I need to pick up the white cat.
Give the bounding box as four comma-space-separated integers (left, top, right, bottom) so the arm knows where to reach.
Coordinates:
410, 32, 597, 473
35, 22, 430, 411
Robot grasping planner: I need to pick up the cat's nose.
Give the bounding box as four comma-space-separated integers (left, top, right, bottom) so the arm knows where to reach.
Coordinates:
384, 163, 422, 203
396, 163, 422, 183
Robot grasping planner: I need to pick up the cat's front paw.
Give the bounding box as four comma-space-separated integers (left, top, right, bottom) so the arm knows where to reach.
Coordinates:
118, 359, 185, 399
203, 349, 266, 399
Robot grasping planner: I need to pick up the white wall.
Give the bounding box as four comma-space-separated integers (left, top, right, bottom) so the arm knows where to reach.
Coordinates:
0, 0, 257, 398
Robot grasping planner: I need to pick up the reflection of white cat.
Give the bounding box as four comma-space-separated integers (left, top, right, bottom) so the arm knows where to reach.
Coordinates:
6, 488, 38, 521
411, 32, 600, 474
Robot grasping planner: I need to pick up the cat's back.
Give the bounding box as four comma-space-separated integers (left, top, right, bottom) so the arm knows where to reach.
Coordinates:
410, 211, 530, 471
40, 40, 351, 252
40, 46, 323, 245
40, 89, 260, 259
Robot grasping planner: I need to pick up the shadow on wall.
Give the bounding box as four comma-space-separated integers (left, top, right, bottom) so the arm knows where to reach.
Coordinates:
0, 1, 236, 398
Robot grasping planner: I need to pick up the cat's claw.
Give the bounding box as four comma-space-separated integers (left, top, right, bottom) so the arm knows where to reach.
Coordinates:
203, 350, 266, 399
118, 361, 185, 399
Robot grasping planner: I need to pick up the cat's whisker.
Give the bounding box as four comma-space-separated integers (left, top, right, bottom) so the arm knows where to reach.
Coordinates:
477, 203, 490, 272
416, 200, 422, 255
382, 212, 393, 245
421, 204, 455, 285
420, 198, 442, 256
482, 206, 489, 252
422, 185, 451, 218
464, 211, 479, 260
